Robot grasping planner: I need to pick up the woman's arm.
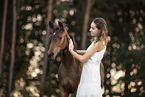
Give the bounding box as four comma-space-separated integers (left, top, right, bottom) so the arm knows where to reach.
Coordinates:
69, 39, 103, 62
76, 50, 86, 54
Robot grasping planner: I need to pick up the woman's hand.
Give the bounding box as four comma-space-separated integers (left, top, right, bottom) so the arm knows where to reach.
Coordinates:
69, 39, 74, 51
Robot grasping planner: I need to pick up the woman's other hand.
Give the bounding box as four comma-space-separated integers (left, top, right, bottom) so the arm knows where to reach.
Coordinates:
69, 39, 74, 51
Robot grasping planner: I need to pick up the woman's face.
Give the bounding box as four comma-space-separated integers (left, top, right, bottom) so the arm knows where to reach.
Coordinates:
89, 22, 100, 37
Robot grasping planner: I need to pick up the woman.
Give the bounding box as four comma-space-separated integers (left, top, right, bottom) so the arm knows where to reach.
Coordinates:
69, 18, 108, 97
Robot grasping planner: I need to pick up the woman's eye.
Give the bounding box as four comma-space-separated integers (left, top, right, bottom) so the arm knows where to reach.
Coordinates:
59, 37, 62, 40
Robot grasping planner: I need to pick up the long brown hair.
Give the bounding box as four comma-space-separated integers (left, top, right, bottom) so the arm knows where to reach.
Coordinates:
91, 18, 108, 46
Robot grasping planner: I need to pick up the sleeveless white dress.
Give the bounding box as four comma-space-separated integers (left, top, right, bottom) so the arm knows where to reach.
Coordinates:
76, 41, 106, 97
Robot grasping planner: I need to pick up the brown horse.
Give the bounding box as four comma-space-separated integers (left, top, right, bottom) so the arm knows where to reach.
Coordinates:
48, 21, 82, 97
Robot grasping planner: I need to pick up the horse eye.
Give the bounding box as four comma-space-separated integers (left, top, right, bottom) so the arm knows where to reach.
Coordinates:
59, 37, 62, 40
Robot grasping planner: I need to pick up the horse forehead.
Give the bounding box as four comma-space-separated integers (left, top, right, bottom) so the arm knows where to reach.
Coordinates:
52, 31, 59, 38
51, 32, 60, 42
52, 30, 64, 37
53, 32, 56, 36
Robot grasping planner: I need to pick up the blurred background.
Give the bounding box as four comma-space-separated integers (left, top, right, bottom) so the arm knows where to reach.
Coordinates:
0, 0, 145, 97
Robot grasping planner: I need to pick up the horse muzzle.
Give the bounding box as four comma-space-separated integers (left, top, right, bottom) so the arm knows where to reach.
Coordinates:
48, 52, 54, 57
48, 47, 60, 60
47, 51, 57, 60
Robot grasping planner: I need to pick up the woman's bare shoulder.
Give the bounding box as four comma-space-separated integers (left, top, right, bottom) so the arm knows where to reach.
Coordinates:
93, 41, 105, 51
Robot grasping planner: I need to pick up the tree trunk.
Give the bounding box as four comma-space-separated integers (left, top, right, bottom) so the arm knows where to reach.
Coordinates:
8, 0, 17, 95
40, 0, 53, 95
0, 0, 8, 79
124, 64, 131, 96
81, 0, 95, 49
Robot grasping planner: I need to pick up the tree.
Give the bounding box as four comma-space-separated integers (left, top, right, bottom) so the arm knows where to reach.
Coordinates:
0, 0, 8, 79
8, 0, 17, 95
81, 0, 95, 49
40, 0, 53, 96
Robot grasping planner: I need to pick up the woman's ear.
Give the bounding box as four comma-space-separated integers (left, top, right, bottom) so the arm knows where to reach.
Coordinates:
49, 21, 54, 29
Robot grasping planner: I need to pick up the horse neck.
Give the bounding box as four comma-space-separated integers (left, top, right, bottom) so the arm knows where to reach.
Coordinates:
61, 34, 74, 65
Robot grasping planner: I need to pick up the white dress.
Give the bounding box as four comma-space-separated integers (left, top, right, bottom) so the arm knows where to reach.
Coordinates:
76, 41, 106, 97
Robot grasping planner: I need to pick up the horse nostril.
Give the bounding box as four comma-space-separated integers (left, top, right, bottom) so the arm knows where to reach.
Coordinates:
48, 52, 51, 57
51, 52, 54, 56
48, 52, 54, 57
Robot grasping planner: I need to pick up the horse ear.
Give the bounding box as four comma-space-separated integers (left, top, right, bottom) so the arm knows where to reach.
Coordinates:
49, 21, 54, 29
58, 21, 64, 30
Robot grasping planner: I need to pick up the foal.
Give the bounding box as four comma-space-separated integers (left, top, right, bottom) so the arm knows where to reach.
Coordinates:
48, 21, 82, 97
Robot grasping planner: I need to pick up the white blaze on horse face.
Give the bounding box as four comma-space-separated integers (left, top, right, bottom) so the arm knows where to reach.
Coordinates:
53, 32, 56, 36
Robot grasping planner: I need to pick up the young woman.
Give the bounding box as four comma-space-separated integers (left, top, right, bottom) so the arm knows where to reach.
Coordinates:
69, 18, 108, 97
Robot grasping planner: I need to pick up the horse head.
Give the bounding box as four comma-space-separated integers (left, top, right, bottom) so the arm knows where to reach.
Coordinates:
48, 21, 70, 59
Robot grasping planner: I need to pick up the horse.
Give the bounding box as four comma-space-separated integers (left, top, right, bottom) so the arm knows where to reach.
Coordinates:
48, 21, 82, 97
